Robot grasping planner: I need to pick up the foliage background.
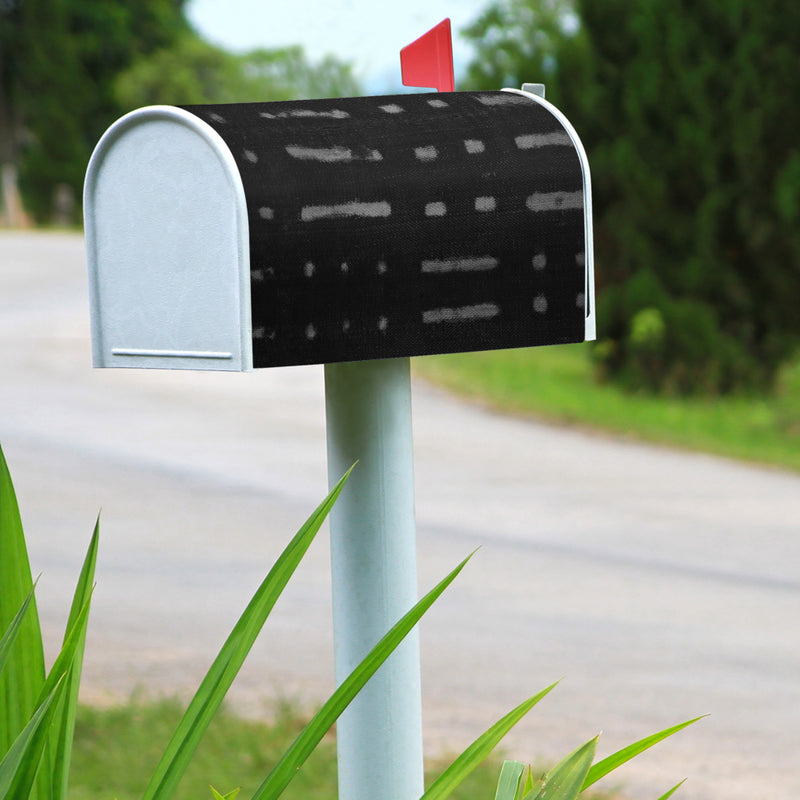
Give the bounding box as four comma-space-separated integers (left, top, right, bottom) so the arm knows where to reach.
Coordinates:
464, 0, 800, 394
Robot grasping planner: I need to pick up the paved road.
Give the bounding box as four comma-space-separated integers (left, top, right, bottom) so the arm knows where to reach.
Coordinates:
1, 232, 799, 799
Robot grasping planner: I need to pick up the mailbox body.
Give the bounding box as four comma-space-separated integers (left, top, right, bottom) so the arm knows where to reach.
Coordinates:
85, 89, 594, 371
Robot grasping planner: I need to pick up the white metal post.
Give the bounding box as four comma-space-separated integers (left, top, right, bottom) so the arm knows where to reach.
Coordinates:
324, 357, 424, 800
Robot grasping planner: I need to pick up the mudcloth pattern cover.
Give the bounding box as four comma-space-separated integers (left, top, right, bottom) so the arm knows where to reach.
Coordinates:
183, 91, 587, 368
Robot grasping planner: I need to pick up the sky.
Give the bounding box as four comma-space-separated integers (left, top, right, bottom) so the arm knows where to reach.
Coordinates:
186, 0, 493, 93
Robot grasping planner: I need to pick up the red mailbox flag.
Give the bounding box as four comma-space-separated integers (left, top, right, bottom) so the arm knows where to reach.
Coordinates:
400, 19, 455, 92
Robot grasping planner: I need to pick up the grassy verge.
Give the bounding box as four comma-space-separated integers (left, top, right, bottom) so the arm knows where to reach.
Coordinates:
68, 699, 501, 800
413, 345, 800, 472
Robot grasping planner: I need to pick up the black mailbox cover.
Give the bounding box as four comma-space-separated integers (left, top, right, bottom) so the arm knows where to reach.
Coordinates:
184, 90, 593, 368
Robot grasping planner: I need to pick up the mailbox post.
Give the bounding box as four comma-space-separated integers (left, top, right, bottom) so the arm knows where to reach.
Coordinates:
84, 48, 593, 800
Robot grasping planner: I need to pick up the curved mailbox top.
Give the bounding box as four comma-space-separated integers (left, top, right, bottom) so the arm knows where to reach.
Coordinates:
85, 89, 593, 371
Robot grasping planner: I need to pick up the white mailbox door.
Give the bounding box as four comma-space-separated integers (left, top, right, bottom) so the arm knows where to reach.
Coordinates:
85, 106, 252, 371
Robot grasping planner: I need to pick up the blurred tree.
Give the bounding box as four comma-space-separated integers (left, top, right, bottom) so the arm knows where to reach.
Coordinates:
115, 34, 362, 109
1, 0, 189, 223
464, 0, 800, 394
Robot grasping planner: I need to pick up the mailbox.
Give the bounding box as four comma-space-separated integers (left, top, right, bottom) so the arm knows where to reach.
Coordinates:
84, 88, 594, 371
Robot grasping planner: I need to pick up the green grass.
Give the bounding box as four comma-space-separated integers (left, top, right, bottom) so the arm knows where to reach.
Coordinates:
67, 699, 501, 800
414, 346, 800, 472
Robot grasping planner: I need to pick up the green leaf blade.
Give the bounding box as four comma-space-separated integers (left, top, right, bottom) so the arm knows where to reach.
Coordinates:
422, 682, 558, 800
495, 760, 525, 800
582, 717, 705, 791
143, 467, 353, 800
51, 519, 100, 800
656, 779, 687, 800
251, 553, 474, 800
0, 443, 48, 800
527, 737, 597, 800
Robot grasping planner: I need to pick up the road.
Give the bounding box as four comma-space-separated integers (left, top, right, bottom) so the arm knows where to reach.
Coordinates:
1, 231, 799, 798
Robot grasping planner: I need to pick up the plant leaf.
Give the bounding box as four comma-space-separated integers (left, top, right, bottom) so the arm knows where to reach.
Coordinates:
0, 587, 36, 679
10, 596, 93, 796
0, 443, 48, 799
525, 737, 597, 800
210, 788, 240, 800
582, 717, 705, 790
142, 466, 354, 800
421, 683, 558, 800
656, 779, 687, 800
250, 553, 474, 800
0, 678, 66, 800
494, 761, 525, 800
52, 519, 100, 800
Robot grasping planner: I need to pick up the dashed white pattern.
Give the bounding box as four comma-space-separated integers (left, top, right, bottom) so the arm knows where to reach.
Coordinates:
515, 132, 573, 149
251, 269, 264, 281
414, 145, 438, 161
304, 261, 315, 277
301, 201, 392, 221
532, 253, 547, 270
243, 149, 258, 164
427, 99, 449, 108
526, 191, 583, 212
576, 293, 586, 309
377, 260, 388, 274
285, 145, 382, 162
475, 93, 528, 106
258, 207, 274, 220
533, 295, 548, 314
378, 316, 388, 331
425, 202, 447, 217
260, 109, 349, 119
209, 113, 227, 124
576, 252, 586, 267
340, 261, 349, 274
379, 104, 404, 114
305, 323, 316, 340
342, 319, 351, 332
464, 139, 485, 154
423, 303, 500, 324
421, 256, 498, 273
474, 196, 496, 212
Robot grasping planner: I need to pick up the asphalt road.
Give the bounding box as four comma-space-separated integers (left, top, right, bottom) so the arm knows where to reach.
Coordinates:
1, 231, 798, 798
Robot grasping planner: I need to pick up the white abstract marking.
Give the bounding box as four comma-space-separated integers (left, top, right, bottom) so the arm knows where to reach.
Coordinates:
209, 113, 227, 124
340, 261, 349, 274
423, 303, 500, 324
258, 206, 274, 220
305, 323, 316, 340
342, 319, 351, 332
301, 201, 392, 221
576, 292, 586, 309
576, 252, 586, 267
427, 98, 448, 108
379, 103, 404, 113
474, 196, 496, 212
285, 145, 383, 162
253, 327, 265, 339
415, 145, 438, 161
421, 256, 498, 273
267, 329, 276, 340
251, 269, 264, 281
377, 260, 388, 274
464, 139, 485, 154
533, 294, 548, 314
475, 93, 529, 106
243, 149, 258, 164
378, 316, 388, 331
425, 202, 447, 217
304, 261, 315, 277
532, 253, 547, 270
515, 132, 573, 149
260, 109, 349, 119
526, 191, 583, 212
